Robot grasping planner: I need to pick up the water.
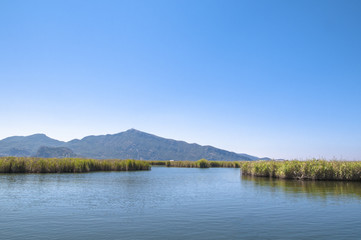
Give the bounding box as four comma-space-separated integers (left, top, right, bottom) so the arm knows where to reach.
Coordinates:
1, 167, 360, 240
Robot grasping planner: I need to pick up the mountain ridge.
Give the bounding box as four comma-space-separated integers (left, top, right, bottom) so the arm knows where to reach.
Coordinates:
0, 129, 266, 161
35, 146, 78, 158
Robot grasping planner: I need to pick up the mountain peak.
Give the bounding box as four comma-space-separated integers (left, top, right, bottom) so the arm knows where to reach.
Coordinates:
122, 129, 150, 136
125, 128, 143, 133
1, 133, 50, 142
29, 133, 48, 138
0, 130, 262, 160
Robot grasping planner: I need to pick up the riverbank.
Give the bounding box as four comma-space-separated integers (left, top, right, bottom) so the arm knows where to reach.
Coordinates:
149, 159, 241, 168
0, 157, 151, 173
240, 160, 361, 181
0, 157, 242, 173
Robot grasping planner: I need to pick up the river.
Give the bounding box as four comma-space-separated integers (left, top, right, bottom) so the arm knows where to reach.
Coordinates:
1, 167, 360, 239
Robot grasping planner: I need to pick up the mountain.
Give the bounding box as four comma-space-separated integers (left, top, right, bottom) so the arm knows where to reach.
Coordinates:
34, 146, 77, 158
0, 129, 263, 161
66, 129, 259, 160
0, 134, 64, 157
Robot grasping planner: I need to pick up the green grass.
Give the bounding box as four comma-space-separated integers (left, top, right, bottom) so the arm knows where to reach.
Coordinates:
149, 159, 241, 168
0, 157, 151, 173
240, 159, 361, 181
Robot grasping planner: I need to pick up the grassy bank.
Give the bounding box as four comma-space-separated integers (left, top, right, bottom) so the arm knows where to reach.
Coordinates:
0, 157, 151, 173
149, 159, 241, 168
241, 160, 361, 181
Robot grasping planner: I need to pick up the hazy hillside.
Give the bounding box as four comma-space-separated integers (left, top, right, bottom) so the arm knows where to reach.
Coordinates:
0, 134, 64, 157
0, 129, 262, 161
35, 146, 77, 158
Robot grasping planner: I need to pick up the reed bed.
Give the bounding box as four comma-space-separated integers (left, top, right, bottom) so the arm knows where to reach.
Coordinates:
149, 159, 241, 168
240, 159, 361, 181
0, 157, 151, 173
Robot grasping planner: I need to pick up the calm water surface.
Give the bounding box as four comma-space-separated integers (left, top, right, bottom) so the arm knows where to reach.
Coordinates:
1, 167, 361, 239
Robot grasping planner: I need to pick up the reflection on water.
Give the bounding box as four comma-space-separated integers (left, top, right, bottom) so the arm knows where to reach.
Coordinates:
242, 174, 361, 199
0, 168, 360, 240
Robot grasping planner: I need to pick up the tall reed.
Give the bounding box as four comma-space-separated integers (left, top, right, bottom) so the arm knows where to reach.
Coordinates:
149, 159, 241, 168
0, 157, 151, 173
241, 159, 361, 181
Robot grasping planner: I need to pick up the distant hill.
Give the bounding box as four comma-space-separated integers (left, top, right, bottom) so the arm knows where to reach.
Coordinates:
0, 129, 265, 161
34, 146, 77, 158
0, 134, 64, 157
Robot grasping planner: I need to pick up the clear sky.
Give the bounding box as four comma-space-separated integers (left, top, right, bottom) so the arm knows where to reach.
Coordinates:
1, 0, 361, 160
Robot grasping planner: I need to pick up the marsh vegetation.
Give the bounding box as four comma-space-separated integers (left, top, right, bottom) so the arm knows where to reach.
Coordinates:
0, 157, 151, 173
0, 157, 242, 173
149, 159, 241, 168
3, 157, 360, 182
241, 160, 361, 181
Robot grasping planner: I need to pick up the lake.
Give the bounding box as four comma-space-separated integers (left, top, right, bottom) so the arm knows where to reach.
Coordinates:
1, 167, 360, 239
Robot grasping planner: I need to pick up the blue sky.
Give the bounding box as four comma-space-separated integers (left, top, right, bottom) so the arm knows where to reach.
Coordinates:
1, 0, 361, 159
